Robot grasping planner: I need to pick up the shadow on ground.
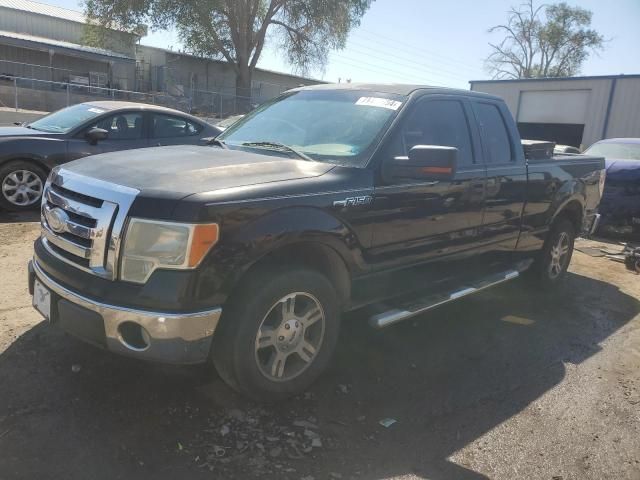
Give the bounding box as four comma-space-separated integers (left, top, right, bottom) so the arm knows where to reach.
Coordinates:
0, 209, 40, 224
0, 272, 637, 479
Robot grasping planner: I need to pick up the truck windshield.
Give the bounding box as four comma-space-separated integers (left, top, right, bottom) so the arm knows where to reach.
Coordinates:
218, 90, 405, 167
29, 103, 108, 133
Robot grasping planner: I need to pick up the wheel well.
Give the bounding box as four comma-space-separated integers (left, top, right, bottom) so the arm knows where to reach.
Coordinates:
239, 242, 352, 308
555, 200, 583, 233
2, 158, 50, 176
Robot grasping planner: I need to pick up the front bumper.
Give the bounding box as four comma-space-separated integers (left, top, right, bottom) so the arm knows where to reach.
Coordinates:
29, 259, 222, 364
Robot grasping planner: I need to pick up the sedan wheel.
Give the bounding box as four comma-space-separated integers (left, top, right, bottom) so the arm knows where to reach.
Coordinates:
1, 167, 45, 209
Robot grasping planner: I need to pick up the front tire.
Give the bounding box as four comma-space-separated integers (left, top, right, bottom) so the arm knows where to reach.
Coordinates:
212, 268, 340, 401
530, 218, 576, 289
0, 161, 47, 211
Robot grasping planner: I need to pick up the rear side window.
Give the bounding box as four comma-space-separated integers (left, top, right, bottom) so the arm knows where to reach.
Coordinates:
152, 114, 203, 138
398, 99, 475, 165
475, 103, 512, 163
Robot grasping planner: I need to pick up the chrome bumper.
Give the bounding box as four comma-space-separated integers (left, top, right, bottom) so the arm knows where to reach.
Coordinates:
30, 259, 222, 364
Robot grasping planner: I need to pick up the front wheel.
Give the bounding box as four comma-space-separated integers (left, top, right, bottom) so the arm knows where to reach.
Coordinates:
530, 218, 576, 289
212, 268, 340, 401
0, 161, 47, 211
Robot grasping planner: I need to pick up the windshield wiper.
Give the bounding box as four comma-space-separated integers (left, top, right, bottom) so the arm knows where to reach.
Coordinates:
241, 141, 313, 162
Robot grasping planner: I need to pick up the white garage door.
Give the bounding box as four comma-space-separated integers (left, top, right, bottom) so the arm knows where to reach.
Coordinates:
518, 90, 591, 124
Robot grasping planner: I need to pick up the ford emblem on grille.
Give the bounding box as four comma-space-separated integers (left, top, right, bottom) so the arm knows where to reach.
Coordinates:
46, 207, 69, 234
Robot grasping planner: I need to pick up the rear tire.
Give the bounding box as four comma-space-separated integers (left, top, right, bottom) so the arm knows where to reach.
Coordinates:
530, 218, 576, 290
0, 161, 47, 211
212, 267, 340, 401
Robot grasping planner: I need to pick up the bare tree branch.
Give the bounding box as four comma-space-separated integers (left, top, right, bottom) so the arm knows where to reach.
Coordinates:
484, 0, 604, 79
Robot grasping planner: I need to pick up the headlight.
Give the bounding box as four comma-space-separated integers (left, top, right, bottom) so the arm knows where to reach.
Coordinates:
120, 218, 219, 284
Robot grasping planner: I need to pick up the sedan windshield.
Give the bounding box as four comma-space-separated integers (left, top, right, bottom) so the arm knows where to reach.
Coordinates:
29, 103, 109, 133
585, 142, 640, 160
218, 90, 405, 167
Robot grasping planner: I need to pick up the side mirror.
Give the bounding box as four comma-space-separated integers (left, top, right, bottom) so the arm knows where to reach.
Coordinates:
388, 145, 458, 181
85, 127, 108, 145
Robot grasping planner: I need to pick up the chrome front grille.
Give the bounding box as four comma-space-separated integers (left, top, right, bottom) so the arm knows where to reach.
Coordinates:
40, 168, 139, 280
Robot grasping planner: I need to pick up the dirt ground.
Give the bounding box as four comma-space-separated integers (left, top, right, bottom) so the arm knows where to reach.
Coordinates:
0, 210, 639, 480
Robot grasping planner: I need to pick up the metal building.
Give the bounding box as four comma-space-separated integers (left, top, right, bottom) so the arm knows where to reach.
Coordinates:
470, 75, 640, 149
0, 0, 139, 89
136, 45, 323, 106
0, 0, 323, 116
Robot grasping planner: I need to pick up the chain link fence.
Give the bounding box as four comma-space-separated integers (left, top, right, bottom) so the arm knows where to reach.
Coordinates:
0, 74, 258, 121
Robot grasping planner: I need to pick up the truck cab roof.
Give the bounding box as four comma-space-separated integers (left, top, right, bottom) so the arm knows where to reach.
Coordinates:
292, 82, 502, 101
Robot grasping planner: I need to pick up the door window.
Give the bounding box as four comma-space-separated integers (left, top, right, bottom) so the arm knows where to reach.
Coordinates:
87, 112, 144, 140
152, 114, 203, 138
395, 99, 475, 166
474, 103, 513, 163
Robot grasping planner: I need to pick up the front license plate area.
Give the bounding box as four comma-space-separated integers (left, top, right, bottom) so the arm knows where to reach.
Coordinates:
33, 279, 51, 320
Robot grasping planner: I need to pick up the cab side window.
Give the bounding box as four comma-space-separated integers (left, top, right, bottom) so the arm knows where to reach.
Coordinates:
87, 112, 144, 140
474, 103, 512, 163
393, 99, 475, 166
152, 114, 203, 138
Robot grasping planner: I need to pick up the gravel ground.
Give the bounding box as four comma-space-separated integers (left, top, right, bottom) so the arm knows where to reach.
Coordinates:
0, 211, 638, 480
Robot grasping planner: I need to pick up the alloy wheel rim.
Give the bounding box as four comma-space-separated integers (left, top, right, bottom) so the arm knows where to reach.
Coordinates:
2, 170, 43, 206
548, 231, 570, 279
254, 292, 325, 382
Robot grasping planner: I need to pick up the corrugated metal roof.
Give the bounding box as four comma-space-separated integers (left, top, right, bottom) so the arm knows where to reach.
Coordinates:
0, 0, 86, 23
0, 30, 134, 60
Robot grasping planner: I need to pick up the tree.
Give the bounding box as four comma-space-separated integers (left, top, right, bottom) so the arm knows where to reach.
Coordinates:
485, 0, 605, 79
83, 0, 372, 101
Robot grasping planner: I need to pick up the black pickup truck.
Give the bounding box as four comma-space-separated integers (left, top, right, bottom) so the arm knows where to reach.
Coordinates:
28, 84, 605, 400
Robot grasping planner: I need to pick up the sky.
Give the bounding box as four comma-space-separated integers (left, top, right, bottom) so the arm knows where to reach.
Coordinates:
45, 0, 640, 89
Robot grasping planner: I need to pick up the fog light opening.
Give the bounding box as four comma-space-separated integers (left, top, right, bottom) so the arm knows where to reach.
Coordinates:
118, 321, 150, 351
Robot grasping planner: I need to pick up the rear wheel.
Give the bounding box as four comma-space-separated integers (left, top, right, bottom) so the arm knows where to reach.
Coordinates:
530, 218, 576, 289
212, 268, 340, 401
0, 161, 47, 211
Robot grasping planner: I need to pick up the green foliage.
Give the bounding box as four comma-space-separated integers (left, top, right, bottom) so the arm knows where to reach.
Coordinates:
485, 0, 605, 79
81, 23, 134, 55
83, 0, 372, 93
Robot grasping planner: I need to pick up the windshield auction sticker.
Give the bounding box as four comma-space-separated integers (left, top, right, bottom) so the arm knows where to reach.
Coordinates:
355, 97, 402, 110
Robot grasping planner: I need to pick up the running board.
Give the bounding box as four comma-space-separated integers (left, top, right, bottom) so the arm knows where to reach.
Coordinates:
369, 269, 521, 329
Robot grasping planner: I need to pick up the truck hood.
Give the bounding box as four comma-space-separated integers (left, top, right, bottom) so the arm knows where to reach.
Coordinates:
61, 145, 334, 198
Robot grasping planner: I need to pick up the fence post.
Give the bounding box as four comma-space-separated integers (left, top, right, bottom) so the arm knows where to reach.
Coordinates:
14, 77, 18, 111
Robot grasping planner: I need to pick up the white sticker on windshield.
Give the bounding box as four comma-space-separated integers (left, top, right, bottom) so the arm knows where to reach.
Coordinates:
355, 97, 402, 110
87, 108, 105, 113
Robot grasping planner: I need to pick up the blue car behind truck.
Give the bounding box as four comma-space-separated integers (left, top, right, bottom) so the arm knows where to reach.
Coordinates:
584, 138, 640, 237
28, 83, 606, 400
